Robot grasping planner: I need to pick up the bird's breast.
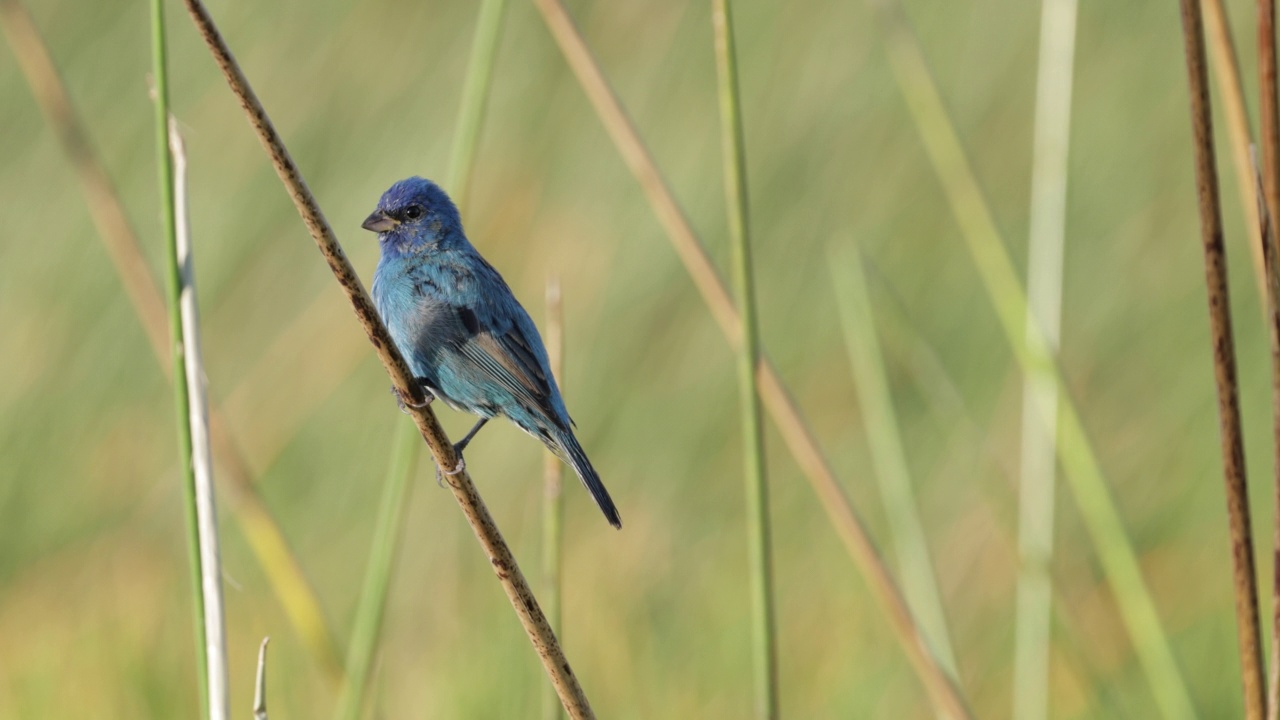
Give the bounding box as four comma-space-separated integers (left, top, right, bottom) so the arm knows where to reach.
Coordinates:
373, 261, 459, 370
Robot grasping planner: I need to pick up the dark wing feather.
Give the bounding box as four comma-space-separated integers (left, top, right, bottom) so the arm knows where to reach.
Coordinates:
451, 306, 563, 429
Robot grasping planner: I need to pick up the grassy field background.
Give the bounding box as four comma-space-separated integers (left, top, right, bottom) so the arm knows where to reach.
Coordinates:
0, 0, 1273, 716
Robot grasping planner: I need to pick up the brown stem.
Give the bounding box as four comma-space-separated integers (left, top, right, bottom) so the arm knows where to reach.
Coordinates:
1181, 1, 1267, 717
178, 1, 594, 717
1256, 1, 1280, 717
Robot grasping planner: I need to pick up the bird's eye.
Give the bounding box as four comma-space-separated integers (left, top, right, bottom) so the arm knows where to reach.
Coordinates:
403, 205, 424, 220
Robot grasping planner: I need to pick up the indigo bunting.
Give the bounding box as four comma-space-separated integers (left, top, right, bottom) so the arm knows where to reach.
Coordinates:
363, 177, 621, 528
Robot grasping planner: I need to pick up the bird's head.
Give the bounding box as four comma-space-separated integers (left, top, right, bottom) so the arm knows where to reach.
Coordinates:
362, 176, 462, 251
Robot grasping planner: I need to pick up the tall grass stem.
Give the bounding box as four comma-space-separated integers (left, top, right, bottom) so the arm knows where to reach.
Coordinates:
865, 1, 1196, 716
149, 0, 214, 714
530, 0, 971, 715
830, 246, 958, 678
333, 423, 418, 720
1014, 0, 1076, 717
179, 1, 595, 715
1179, 1, 1267, 716
711, 2, 779, 716
170, 118, 231, 720
448, 0, 507, 214
542, 276, 566, 720
1253, 0, 1280, 716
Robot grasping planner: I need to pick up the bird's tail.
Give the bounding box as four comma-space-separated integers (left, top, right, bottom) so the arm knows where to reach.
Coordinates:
553, 430, 621, 529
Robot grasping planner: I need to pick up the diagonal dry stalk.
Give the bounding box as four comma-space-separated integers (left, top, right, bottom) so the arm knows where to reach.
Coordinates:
1180, 0, 1266, 717
530, 0, 970, 716
1255, 1, 1280, 717
179, 1, 595, 717
0, 0, 345, 681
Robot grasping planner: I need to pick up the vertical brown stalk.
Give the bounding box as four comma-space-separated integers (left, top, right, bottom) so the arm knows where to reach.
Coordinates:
1257, 2, 1280, 717
1182, 1, 1267, 717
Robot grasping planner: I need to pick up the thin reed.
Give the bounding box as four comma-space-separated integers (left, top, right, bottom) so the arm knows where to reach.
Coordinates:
333, 422, 417, 720
542, 276, 566, 720
169, 118, 231, 720
1179, 1, 1266, 716
710, 1, 779, 716
1254, 0, 1280, 717
1204, 0, 1267, 302
830, 246, 958, 677
1014, 0, 1076, 717
149, 0, 214, 715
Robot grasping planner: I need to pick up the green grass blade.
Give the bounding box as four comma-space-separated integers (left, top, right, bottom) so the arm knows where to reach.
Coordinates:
711, 1, 779, 716
867, 4, 1196, 717
333, 423, 418, 720
335, 2, 509, 717
830, 245, 959, 678
1014, 1, 1077, 718
448, 0, 507, 212
149, 1, 214, 716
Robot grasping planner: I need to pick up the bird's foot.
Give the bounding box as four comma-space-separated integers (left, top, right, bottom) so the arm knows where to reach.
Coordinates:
392, 384, 434, 414
435, 454, 467, 487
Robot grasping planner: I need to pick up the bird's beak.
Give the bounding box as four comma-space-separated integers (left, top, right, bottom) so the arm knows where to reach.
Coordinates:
362, 210, 399, 233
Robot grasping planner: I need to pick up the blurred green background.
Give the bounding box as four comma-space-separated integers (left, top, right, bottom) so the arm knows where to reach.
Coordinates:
1, 0, 1273, 716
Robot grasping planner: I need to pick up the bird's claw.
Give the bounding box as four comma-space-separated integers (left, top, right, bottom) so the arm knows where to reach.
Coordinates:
435, 454, 467, 487
392, 385, 433, 414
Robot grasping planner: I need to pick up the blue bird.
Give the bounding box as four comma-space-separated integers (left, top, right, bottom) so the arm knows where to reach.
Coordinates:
363, 177, 621, 528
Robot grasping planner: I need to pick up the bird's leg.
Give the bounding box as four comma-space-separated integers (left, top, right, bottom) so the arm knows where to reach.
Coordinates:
435, 418, 489, 487
392, 379, 435, 414
453, 417, 489, 456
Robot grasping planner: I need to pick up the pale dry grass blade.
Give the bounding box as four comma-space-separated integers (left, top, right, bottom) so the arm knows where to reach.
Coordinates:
1014, 0, 1076, 717
170, 118, 231, 720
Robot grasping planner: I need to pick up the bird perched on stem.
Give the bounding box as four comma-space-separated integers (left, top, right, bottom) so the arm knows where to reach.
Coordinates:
363, 176, 621, 529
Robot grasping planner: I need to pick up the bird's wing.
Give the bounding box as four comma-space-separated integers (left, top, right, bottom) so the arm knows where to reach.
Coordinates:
448, 285, 564, 430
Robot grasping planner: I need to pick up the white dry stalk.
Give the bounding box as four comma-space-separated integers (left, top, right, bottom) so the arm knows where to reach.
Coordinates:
1013, 1, 1076, 719
254, 637, 270, 720
170, 117, 230, 720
